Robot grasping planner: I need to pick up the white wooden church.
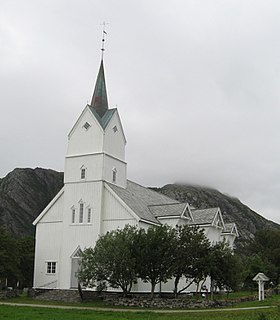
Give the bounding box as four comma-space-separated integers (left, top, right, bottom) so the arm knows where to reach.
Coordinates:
33, 59, 238, 292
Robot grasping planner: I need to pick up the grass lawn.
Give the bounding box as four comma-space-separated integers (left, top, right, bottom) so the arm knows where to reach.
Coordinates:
0, 304, 279, 320
0, 293, 280, 319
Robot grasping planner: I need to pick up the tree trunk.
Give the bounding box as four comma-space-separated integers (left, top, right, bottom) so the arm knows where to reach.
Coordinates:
210, 279, 214, 300
151, 282, 156, 300
173, 276, 180, 298
78, 282, 84, 301
178, 278, 195, 294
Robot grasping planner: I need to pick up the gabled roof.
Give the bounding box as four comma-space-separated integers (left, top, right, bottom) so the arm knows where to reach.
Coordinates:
190, 207, 219, 225
148, 203, 187, 218
107, 180, 181, 224
253, 273, 269, 282
107, 181, 230, 229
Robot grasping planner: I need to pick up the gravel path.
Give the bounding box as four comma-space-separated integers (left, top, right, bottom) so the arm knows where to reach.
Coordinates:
0, 302, 276, 313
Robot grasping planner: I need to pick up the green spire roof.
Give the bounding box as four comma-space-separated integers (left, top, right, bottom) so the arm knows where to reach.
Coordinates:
90, 60, 108, 118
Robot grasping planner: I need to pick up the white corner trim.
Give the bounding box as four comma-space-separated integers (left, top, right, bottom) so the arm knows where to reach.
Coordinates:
33, 187, 65, 225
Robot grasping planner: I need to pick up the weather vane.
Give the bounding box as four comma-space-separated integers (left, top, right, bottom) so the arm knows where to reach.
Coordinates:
101, 21, 109, 60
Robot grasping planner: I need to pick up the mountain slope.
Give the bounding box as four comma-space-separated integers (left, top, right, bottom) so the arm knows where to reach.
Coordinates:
152, 184, 279, 243
0, 168, 63, 237
0, 168, 278, 244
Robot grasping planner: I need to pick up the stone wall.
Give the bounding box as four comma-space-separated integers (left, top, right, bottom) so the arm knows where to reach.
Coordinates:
103, 293, 258, 308
104, 296, 234, 308
28, 288, 258, 308
0, 289, 20, 299
28, 288, 82, 303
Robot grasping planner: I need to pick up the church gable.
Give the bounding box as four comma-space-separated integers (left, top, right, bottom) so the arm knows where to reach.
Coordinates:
67, 106, 105, 156
71, 246, 83, 258
102, 184, 139, 232
181, 203, 193, 220
222, 223, 239, 236
103, 110, 126, 160
33, 188, 64, 225
212, 209, 225, 229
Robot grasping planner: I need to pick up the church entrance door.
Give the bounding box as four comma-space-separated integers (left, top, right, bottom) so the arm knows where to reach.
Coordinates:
70, 247, 82, 289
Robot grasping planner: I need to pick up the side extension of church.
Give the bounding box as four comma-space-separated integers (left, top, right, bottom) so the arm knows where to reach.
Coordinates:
33, 59, 238, 292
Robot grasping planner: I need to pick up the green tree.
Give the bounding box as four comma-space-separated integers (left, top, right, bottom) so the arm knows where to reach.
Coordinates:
0, 227, 20, 288
79, 225, 138, 294
17, 237, 35, 288
208, 241, 241, 298
172, 225, 210, 296
237, 229, 280, 287
133, 225, 176, 299
254, 229, 280, 284
240, 254, 276, 290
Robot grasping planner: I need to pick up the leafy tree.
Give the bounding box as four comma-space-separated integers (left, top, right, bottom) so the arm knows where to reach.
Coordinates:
172, 225, 210, 296
208, 241, 241, 298
253, 229, 280, 284
240, 254, 276, 290
237, 229, 280, 287
17, 237, 35, 288
0, 227, 20, 288
79, 225, 138, 294
133, 225, 176, 299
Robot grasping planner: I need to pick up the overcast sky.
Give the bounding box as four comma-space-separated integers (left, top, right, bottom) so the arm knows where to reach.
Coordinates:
1, 0, 280, 224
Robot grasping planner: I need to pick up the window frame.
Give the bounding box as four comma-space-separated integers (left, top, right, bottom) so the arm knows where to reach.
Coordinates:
46, 261, 56, 274
87, 207, 92, 223
71, 207, 76, 224
80, 167, 86, 180
83, 122, 91, 130
79, 202, 84, 223
112, 168, 117, 183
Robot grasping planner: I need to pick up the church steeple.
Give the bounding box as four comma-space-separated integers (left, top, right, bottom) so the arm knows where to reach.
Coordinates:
90, 60, 108, 118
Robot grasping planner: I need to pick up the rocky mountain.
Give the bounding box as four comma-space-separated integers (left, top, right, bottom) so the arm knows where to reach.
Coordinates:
152, 184, 280, 245
0, 168, 278, 244
0, 168, 63, 238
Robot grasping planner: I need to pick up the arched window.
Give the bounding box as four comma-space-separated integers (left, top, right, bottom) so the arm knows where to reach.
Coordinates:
71, 207, 76, 224
80, 166, 86, 180
79, 202, 84, 223
87, 207, 92, 223
112, 168, 117, 183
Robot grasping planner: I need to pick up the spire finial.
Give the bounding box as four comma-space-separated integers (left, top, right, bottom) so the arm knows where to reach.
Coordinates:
100, 21, 109, 60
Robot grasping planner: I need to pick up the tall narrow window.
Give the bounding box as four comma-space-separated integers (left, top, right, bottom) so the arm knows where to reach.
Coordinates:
112, 168, 117, 183
47, 262, 56, 274
87, 208, 91, 223
81, 168, 86, 179
72, 208, 75, 224
79, 203, 84, 223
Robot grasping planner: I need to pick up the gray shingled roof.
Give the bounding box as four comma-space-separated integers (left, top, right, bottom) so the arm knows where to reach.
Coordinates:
107, 180, 181, 224
107, 181, 227, 229
190, 208, 218, 225
148, 203, 187, 218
